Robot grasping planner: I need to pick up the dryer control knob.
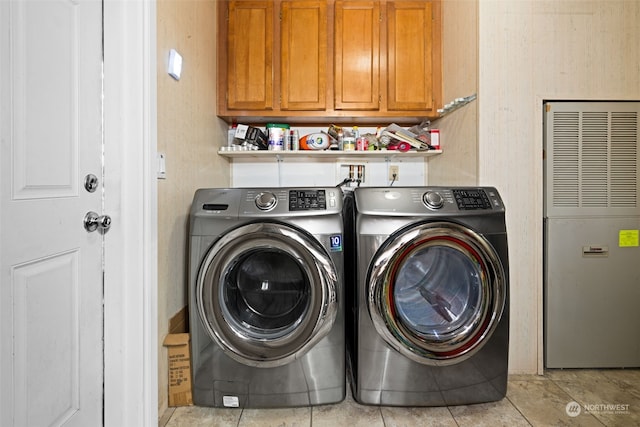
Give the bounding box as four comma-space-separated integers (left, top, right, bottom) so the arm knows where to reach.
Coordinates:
423, 191, 444, 209
255, 192, 277, 210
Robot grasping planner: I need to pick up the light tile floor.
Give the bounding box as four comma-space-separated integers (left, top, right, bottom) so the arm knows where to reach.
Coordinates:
160, 370, 640, 427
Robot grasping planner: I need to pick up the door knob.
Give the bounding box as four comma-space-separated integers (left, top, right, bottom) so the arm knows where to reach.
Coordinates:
84, 211, 112, 232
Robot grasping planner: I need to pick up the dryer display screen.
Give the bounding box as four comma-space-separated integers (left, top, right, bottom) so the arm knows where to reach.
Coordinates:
452, 189, 492, 210
289, 190, 326, 211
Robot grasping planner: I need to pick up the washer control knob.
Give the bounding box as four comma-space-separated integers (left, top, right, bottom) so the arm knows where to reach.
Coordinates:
255, 192, 277, 210
423, 191, 444, 209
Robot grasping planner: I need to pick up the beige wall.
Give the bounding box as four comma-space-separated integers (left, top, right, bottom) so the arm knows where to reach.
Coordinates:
478, 0, 640, 374
156, 0, 229, 414
429, 0, 478, 185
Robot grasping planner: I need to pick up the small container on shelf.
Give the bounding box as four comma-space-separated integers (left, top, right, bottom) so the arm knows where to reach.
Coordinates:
430, 129, 440, 150
288, 130, 300, 151
266, 123, 290, 151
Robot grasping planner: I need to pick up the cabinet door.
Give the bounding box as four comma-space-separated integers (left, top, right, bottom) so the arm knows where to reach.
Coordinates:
226, 1, 274, 110
281, 1, 327, 110
386, 1, 440, 112
334, 1, 380, 110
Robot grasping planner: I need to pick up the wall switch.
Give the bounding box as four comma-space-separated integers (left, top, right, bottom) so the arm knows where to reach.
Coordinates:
168, 49, 182, 80
157, 153, 167, 179
389, 165, 399, 181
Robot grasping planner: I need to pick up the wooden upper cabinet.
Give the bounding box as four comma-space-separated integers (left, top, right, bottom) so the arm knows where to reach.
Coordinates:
334, 1, 380, 111
281, 1, 327, 110
225, 1, 274, 111
217, 0, 442, 122
386, 1, 441, 112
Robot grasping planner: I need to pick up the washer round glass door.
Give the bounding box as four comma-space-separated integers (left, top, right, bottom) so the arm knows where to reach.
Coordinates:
197, 221, 338, 367
368, 221, 506, 366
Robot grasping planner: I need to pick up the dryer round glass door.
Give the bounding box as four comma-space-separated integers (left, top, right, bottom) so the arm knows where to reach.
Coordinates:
368, 221, 506, 366
196, 221, 338, 367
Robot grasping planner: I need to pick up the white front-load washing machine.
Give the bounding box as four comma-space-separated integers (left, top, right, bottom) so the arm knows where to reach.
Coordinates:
349, 186, 509, 406
188, 187, 345, 408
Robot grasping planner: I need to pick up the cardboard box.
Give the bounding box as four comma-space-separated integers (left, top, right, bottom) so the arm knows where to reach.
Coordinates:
163, 333, 193, 406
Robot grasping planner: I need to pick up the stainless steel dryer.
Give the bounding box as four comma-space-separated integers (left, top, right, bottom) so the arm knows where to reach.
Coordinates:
189, 187, 345, 408
350, 187, 509, 406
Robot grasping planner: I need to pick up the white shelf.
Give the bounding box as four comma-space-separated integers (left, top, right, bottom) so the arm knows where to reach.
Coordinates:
218, 149, 442, 160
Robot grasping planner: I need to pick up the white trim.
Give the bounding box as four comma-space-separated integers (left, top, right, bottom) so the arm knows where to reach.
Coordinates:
103, 1, 157, 426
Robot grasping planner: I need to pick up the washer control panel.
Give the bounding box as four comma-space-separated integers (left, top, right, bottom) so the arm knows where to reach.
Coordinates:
289, 189, 327, 211
241, 188, 341, 214
254, 191, 278, 210
194, 187, 343, 218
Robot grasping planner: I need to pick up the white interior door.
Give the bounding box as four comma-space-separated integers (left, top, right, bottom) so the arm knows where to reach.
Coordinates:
1, 0, 104, 425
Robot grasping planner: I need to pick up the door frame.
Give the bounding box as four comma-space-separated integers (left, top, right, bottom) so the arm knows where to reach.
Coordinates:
103, 1, 157, 425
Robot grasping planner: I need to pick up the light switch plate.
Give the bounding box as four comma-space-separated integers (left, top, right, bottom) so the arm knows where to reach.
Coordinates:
168, 49, 182, 80
157, 153, 166, 179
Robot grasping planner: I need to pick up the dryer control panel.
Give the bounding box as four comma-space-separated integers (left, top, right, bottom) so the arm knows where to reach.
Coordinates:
354, 187, 504, 215
452, 189, 493, 210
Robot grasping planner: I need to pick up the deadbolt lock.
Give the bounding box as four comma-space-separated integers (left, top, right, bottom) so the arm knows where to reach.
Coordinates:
84, 174, 99, 193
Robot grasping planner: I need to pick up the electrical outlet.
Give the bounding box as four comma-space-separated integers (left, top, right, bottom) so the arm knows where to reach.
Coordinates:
389, 165, 399, 181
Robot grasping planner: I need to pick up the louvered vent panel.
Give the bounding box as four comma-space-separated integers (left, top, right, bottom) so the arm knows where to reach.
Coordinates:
551, 112, 579, 207
581, 112, 608, 207
549, 105, 639, 213
610, 112, 638, 207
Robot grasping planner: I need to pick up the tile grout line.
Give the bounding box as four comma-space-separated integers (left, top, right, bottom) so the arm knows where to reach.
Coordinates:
445, 406, 461, 427
504, 394, 534, 427
236, 407, 244, 427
